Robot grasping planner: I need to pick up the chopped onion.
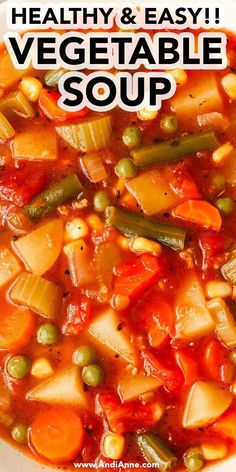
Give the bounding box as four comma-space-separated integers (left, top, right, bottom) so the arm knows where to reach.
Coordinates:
82, 152, 107, 183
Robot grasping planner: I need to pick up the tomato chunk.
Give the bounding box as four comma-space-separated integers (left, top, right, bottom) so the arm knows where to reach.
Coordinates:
114, 254, 165, 301
0, 168, 46, 206
39, 89, 89, 122
175, 349, 199, 387
200, 339, 233, 383
142, 349, 184, 394
62, 295, 93, 335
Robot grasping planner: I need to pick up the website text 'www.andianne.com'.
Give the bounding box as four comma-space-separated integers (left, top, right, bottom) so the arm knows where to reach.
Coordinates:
74, 461, 159, 469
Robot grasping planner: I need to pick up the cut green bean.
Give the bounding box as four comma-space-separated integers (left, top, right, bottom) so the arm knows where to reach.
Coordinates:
24, 174, 83, 220
44, 68, 68, 88
136, 433, 178, 472
106, 206, 186, 250
131, 130, 219, 167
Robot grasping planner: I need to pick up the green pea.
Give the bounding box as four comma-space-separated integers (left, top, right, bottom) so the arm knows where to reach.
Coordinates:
73, 345, 96, 367
122, 127, 141, 148
37, 323, 58, 345
82, 364, 104, 387
7, 356, 31, 379
11, 423, 28, 444
160, 115, 178, 134
230, 350, 236, 364
115, 158, 137, 178
216, 197, 234, 216
184, 448, 204, 472
93, 191, 110, 213
212, 174, 225, 192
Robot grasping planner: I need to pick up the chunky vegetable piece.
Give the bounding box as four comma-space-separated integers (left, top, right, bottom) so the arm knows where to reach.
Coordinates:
0, 308, 34, 350
136, 433, 177, 472
207, 297, 236, 348
173, 200, 222, 231
0, 112, 15, 142
56, 115, 112, 151
13, 125, 58, 161
117, 372, 161, 402
27, 366, 88, 407
0, 247, 21, 288
182, 381, 232, 429
10, 272, 62, 319
0, 90, 36, 120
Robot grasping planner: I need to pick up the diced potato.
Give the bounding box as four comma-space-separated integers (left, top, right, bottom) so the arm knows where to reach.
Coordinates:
88, 308, 137, 364
224, 149, 236, 185
0, 247, 21, 288
31, 358, 54, 379
201, 440, 228, 460
26, 366, 88, 407
13, 219, 63, 276
10, 272, 62, 319
207, 297, 236, 348
126, 170, 179, 216
13, 124, 57, 161
171, 72, 223, 118
0, 50, 32, 89
214, 409, 236, 440
175, 272, 215, 340
118, 372, 161, 402
182, 381, 232, 429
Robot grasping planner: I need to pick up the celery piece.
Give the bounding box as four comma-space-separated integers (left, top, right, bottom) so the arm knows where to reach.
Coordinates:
56, 115, 112, 152
207, 297, 236, 348
131, 130, 219, 168
221, 254, 236, 283
24, 174, 83, 220
136, 433, 177, 472
0, 90, 36, 120
10, 272, 62, 319
106, 206, 186, 250
44, 68, 68, 88
0, 112, 15, 141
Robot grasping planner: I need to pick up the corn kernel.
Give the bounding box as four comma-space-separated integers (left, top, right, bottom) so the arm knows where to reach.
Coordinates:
137, 108, 158, 121
222, 73, 236, 100
103, 433, 125, 460
86, 214, 103, 233
117, 235, 130, 250
65, 218, 89, 241
168, 69, 188, 86
113, 294, 130, 311
201, 441, 227, 461
19, 76, 43, 102
150, 401, 164, 422
131, 237, 162, 255
31, 358, 54, 379
205, 280, 232, 299
212, 142, 234, 165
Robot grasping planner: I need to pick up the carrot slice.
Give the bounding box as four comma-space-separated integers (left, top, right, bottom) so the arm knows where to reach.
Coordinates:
173, 199, 222, 231
30, 407, 84, 463
0, 309, 34, 350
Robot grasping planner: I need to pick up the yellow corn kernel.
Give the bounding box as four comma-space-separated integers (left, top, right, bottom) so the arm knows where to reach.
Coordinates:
212, 142, 234, 165
117, 235, 130, 250
201, 440, 228, 461
31, 358, 54, 379
232, 382, 236, 395
150, 401, 164, 422
222, 73, 236, 100
103, 433, 125, 460
205, 280, 232, 299
137, 107, 158, 121
131, 237, 162, 255
65, 218, 89, 241
168, 68, 188, 86
86, 214, 103, 233
113, 294, 130, 311
19, 76, 43, 102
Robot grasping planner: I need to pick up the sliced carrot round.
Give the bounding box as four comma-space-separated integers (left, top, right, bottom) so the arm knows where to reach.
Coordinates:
30, 407, 84, 463
0, 309, 34, 350
174, 199, 222, 231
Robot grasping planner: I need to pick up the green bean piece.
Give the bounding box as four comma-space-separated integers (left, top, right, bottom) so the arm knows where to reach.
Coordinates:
106, 206, 186, 250
24, 174, 83, 220
131, 130, 219, 168
136, 433, 178, 472
44, 68, 68, 88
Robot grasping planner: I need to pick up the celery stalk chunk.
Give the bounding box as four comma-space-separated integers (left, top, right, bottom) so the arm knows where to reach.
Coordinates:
56, 116, 112, 152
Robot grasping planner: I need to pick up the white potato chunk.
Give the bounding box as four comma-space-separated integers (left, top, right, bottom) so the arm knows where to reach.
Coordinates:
118, 372, 161, 402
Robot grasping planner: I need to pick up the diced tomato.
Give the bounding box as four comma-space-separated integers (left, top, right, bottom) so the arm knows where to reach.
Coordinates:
0, 169, 46, 207
214, 407, 236, 440
198, 231, 225, 278
170, 163, 201, 200
175, 349, 199, 387
200, 339, 233, 384
137, 289, 174, 348
62, 295, 93, 335
99, 393, 157, 434
39, 89, 89, 122
114, 254, 165, 301
142, 349, 184, 394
